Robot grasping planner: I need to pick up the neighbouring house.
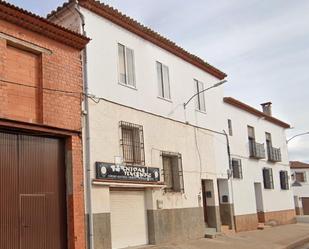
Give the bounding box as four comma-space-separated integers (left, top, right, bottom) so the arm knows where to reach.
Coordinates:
290, 161, 309, 215
224, 98, 295, 231
0, 2, 89, 249
47, 0, 296, 248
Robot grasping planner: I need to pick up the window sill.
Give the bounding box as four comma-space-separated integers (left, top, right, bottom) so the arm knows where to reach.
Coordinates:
157, 96, 172, 103
118, 82, 137, 91
232, 178, 243, 181
195, 109, 207, 115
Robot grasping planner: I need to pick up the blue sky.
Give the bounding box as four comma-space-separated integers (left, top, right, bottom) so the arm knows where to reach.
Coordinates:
7, 0, 309, 162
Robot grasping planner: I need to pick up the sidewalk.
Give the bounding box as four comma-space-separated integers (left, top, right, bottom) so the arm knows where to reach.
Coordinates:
139, 223, 309, 249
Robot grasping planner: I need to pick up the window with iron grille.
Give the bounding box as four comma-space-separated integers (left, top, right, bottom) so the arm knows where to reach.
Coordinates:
228, 119, 233, 136
120, 121, 144, 165
162, 152, 184, 192
295, 172, 306, 182
263, 168, 274, 189
194, 79, 206, 112
280, 171, 289, 190
118, 43, 135, 87
232, 158, 243, 179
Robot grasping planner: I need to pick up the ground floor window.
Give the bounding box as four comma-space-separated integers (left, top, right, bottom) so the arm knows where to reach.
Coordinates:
280, 171, 289, 190
263, 168, 274, 189
232, 158, 243, 179
161, 152, 184, 192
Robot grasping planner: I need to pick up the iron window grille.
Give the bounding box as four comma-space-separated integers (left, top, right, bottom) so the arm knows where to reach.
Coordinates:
119, 121, 145, 165
232, 158, 243, 179
263, 168, 274, 189
161, 151, 184, 193
249, 140, 266, 159
280, 171, 289, 190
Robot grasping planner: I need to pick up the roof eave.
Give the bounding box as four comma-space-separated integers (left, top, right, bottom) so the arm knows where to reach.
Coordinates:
224, 97, 290, 129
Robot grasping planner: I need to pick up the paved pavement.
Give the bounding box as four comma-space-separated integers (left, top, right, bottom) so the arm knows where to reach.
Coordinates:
297, 216, 309, 224
137, 223, 309, 249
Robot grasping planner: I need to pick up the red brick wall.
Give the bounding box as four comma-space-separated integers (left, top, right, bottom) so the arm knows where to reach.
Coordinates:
0, 19, 83, 131
0, 20, 85, 249
4, 45, 40, 122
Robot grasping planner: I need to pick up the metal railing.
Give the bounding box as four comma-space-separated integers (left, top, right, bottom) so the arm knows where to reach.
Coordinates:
249, 140, 266, 159
267, 146, 281, 162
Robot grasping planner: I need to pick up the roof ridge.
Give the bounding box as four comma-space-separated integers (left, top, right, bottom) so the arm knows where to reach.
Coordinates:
47, 0, 227, 79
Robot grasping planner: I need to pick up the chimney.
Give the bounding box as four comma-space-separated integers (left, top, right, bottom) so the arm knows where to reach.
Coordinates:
261, 102, 272, 116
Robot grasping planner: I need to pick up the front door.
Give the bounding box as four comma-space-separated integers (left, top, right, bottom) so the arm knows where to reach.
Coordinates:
302, 197, 309, 215
202, 180, 208, 223
0, 132, 67, 249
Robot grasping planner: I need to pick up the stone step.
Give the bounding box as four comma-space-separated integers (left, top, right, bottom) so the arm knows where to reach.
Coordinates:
205, 227, 219, 239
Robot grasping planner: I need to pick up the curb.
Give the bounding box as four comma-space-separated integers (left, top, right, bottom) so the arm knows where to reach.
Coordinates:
285, 236, 309, 249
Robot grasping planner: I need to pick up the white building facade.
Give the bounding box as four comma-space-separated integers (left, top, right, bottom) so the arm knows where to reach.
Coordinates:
48, 0, 296, 248
224, 98, 295, 231
49, 1, 231, 248
290, 161, 309, 215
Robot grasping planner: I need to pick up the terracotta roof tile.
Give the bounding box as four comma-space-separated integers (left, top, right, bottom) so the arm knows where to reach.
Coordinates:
0, 0, 89, 50
290, 161, 309, 169
47, 0, 227, 79
223, 97, 290, 129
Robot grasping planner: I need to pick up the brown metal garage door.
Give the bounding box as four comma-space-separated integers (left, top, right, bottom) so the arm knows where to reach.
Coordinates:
302, 198, 309, 215
0, 132, 67, 249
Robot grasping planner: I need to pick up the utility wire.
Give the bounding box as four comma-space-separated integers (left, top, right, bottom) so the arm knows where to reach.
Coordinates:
0, 78, 82, 99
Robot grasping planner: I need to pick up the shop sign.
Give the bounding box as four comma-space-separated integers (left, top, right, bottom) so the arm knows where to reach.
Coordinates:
96, 162, 160, 182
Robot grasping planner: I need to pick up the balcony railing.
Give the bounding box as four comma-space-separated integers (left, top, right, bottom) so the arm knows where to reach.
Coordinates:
249, 140, 266, 159
267, 146, 281, 162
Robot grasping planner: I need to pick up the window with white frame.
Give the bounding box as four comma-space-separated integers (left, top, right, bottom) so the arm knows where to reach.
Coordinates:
232, 158, 243, 179
156, 61, 171, 99
263, 168, 274, 189
280, 171, 289, 190
194, 79, 206, 112
162, 152, 184, 192
118, 43, 135, 87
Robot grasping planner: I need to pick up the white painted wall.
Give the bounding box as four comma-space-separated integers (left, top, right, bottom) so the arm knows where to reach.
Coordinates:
224, 103, 295, 215
88, 99, 225, 213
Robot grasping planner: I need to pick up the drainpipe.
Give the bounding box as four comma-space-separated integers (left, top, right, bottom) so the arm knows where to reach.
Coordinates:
223, 130, 236, 230
74, 3, 94, 249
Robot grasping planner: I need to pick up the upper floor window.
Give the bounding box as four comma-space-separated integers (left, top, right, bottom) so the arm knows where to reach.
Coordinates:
280, 171, 289, 190
248, 126, 255, 141
120, 121, 144, 165
263, 168, 274, 189
228, 119, 233, 136
118, 43, 135, 87
265, 132, 281, 162
194, 79, 206, 112
295, 172, 306, 183
156, 61, 171, 99
162, 152, 184, 192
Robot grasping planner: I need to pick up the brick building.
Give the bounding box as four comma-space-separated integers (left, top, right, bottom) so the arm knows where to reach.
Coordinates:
0, 2, 89, 249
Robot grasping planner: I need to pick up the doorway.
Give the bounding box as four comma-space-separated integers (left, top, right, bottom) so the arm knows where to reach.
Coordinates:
254, 182, 264, 222
0, 132, 67, 249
